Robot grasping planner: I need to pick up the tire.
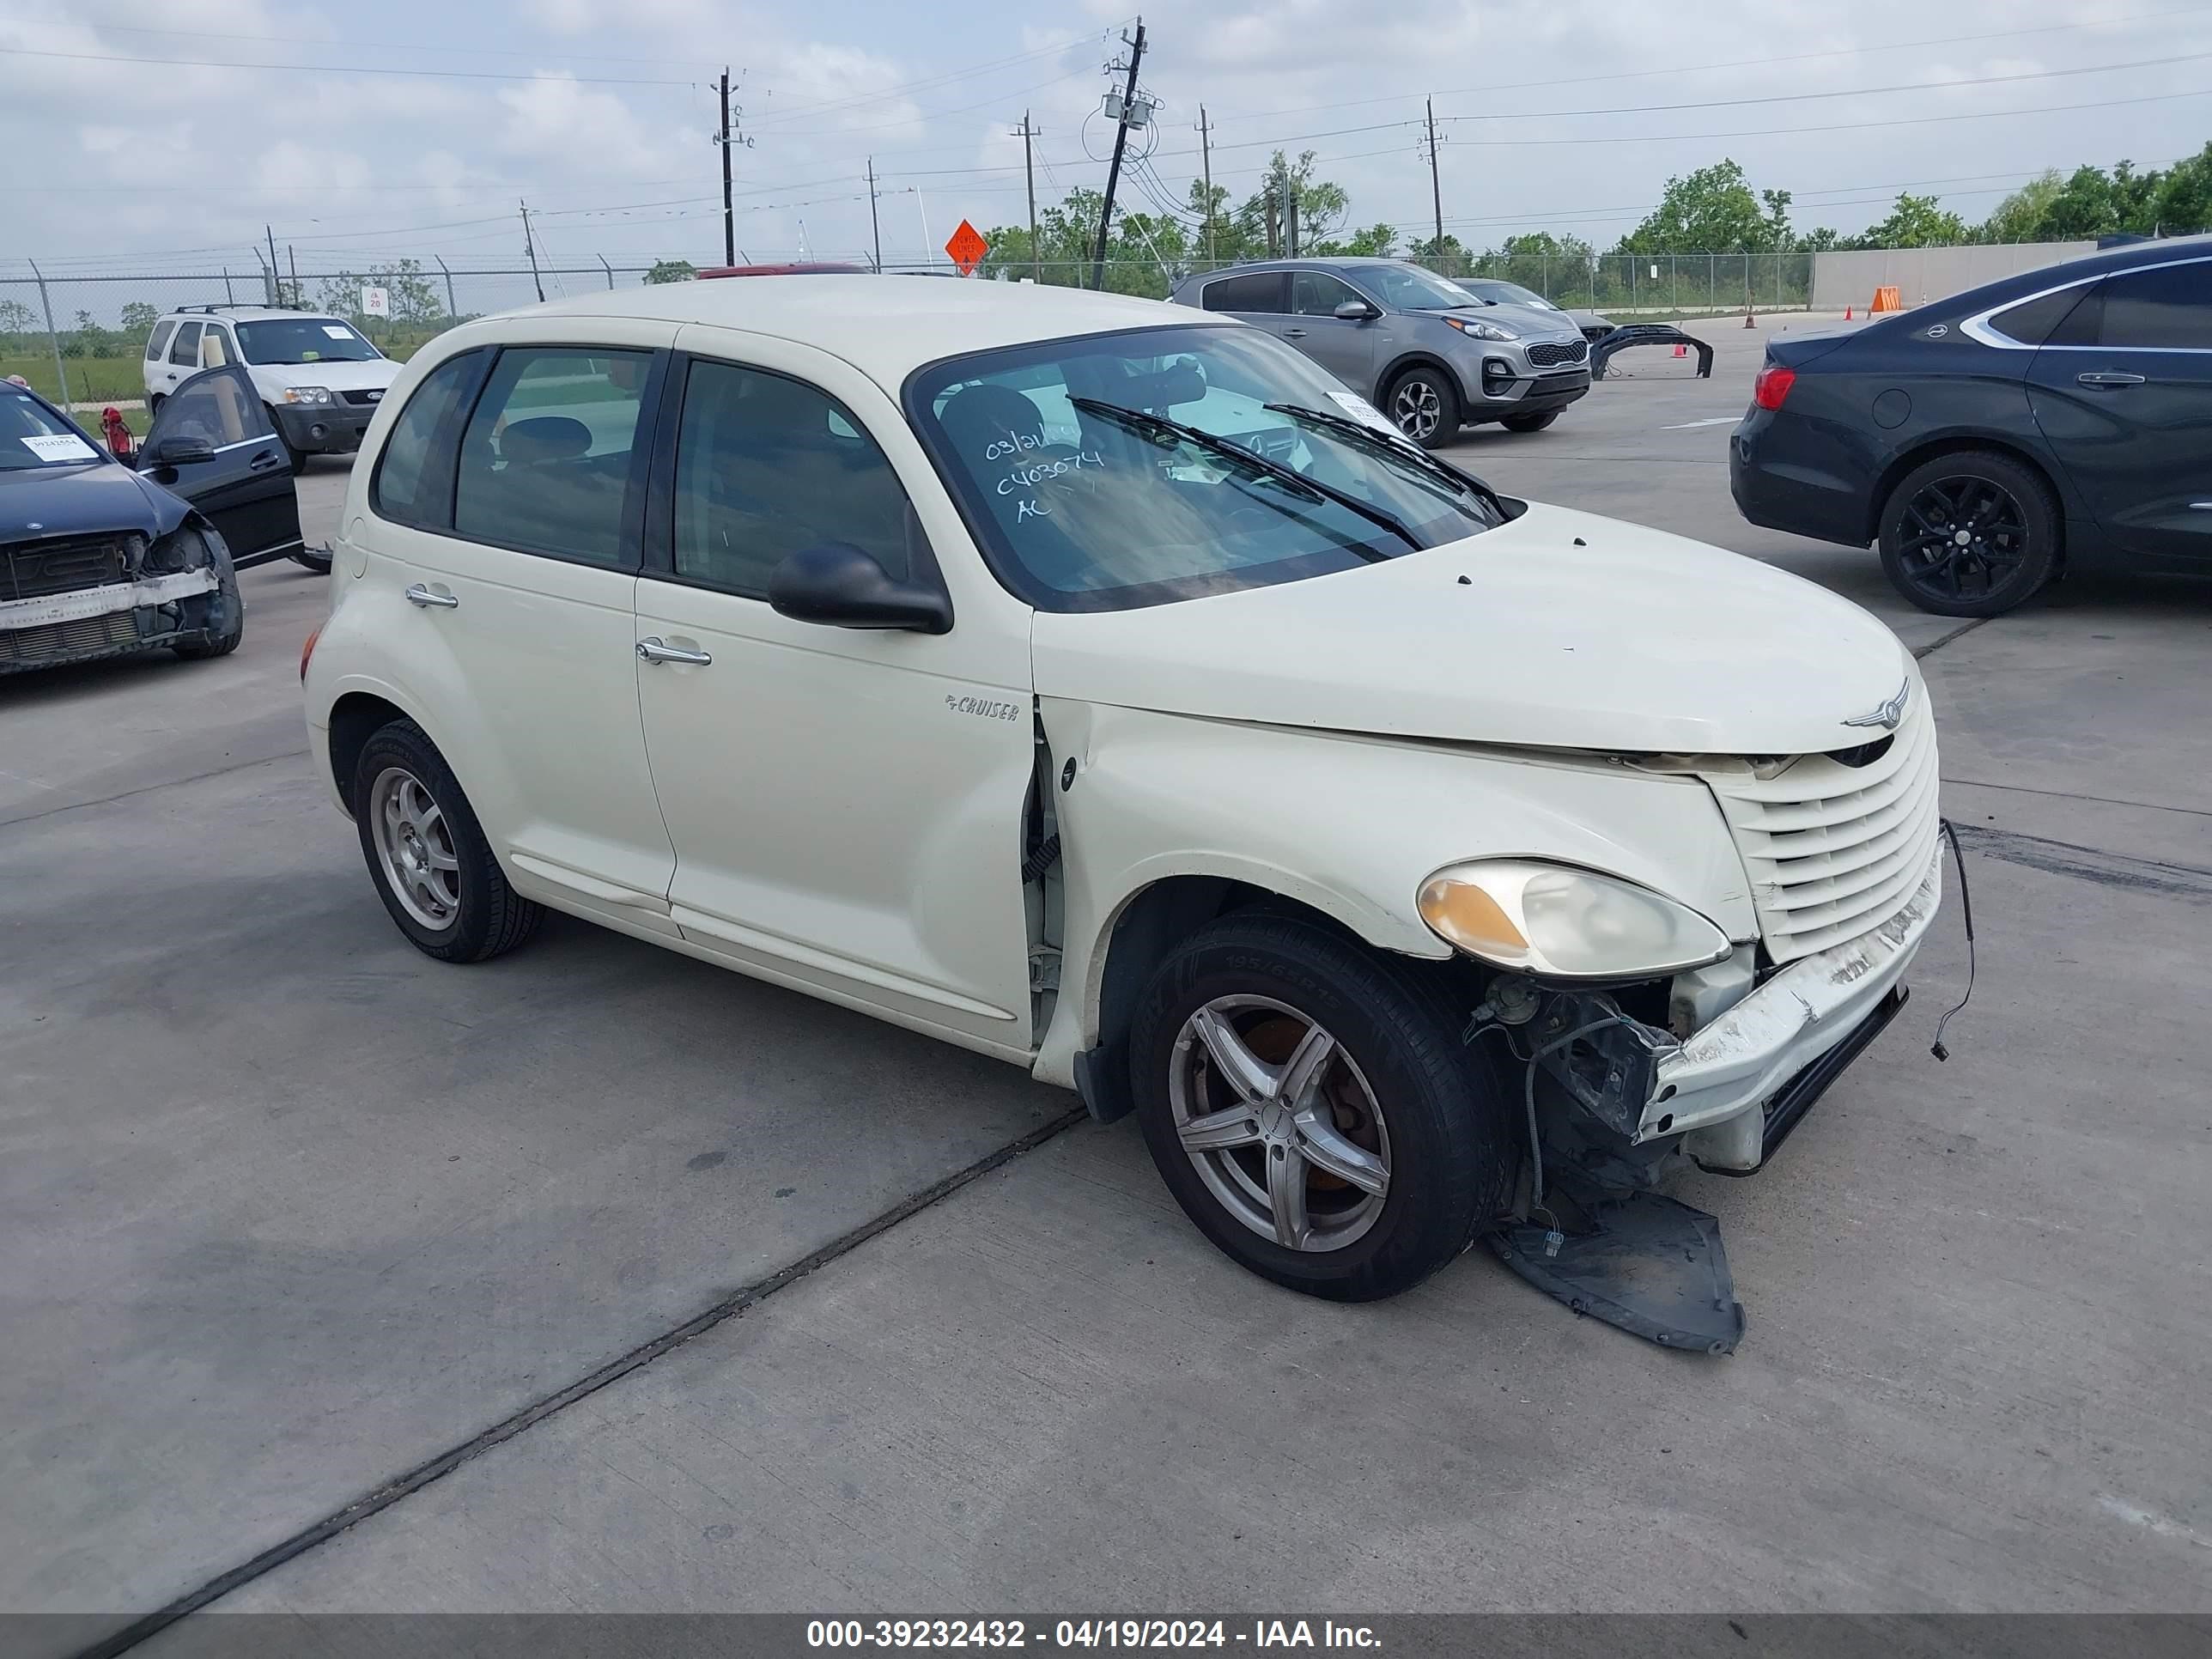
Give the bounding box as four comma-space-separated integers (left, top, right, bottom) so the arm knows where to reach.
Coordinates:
1502, 409, 1559, 433
1128, 912, 1515, 1302
1384, 366, 1461, 450
291, 547, 334, 574
351, 719, 543, 963
170, 543, 243, 660
147, 393, 166, 417
1878, 450, 2059, 617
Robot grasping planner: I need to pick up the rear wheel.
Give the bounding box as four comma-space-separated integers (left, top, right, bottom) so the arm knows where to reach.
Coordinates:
1502, 409, 1559, 433
352, 720, 543, 963
1129, 913, 1514, 1302
1385, 367, 1461, 450
1878, 450, 2059, 617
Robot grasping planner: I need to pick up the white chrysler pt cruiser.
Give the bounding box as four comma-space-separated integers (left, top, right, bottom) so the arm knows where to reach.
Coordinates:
304, 277, 1942, 1327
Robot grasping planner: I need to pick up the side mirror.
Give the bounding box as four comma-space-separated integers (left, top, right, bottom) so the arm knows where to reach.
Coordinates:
768, 543, 952, 635
1334, 300, 1382, 322
147, 434, 216, 466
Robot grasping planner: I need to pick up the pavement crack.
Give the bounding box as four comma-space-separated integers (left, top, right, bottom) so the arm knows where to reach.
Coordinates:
1953, 823, 2212, 902
0, 749, 310, 833
1911, 617, 1992, 659
71, 1106, 1091, 1659
1947, 776, 2212, 822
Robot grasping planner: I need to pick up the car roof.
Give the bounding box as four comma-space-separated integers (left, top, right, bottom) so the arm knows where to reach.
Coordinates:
159, 306, 345, 322
456, 275, 1189, 386
1936, 232, 2212, 315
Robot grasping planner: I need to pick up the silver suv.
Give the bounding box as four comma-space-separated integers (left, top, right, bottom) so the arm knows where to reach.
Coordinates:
1170, 258, 1591, 447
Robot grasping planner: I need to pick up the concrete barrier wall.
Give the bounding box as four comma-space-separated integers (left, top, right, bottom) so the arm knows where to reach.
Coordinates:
1811, 242, 2099, 311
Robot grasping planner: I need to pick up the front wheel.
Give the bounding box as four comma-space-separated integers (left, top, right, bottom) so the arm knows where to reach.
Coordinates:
1502, 409, 1559, 433
352, 720, 543, 963
1385, 367, 1461, 450
291, 547, 333, 574
1878, 451, 2059, 617
1128, 913, 1515, 1302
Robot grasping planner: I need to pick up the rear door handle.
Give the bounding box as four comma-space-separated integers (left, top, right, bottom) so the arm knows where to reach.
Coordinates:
2076, 371, 2147, 387
404, 583, 459, 609
249, 450, 283, 471
636, 636, 712, 665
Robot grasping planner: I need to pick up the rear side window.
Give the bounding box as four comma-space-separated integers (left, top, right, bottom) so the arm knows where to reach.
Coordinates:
1201, 272, 1287, 314
453, 348, 653, 567
167, 322, 202, 368
2096, 261, 2212, 349
370, 352, 485, 530
146, 321, 176, 362
201, 326, 232, 368
1985, 285, 2092, 347
667, 359, 920, 598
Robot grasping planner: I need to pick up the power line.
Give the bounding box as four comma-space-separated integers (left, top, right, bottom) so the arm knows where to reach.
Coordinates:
748, 25, 1127, 125
57, 15, 708, 66
0, 44, 701, 85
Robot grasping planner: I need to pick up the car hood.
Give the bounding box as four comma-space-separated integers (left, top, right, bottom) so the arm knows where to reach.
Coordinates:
0, 459, 184, 542
244, 357, 398, 391
1435, 303, 1582, 343
1029, 501, 1911, 757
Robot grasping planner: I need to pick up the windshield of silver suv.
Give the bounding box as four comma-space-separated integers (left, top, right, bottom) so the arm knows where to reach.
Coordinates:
235, 317, 382, 366
1358, 263, 1489, 313
911, 325, 1502, 612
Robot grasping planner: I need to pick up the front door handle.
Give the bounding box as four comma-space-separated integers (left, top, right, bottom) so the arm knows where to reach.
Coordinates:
2076, 371, 2147, 387
1282, 327, 1308, 338
249, 450, 283, 471
636, 636, 712, 665
404, 583, 459, 609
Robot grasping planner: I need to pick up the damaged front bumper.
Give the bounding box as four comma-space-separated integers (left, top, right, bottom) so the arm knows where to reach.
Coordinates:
0, 568, 222, 672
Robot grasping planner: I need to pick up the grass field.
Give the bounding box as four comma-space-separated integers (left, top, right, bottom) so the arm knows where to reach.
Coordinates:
4, 355, 144, 406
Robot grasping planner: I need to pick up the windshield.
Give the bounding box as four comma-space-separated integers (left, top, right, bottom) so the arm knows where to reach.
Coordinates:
237, 318, 382, 366
1460, 279, 1559, 312
909, 325, 1502, 612
1358, 263, 1486, 312
0, 383, 106, 471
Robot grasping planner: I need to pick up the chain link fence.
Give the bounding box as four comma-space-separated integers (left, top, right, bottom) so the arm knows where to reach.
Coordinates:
3, 251, 1817, 410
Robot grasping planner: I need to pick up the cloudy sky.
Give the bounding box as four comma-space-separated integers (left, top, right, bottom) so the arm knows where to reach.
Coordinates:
2, 0, 2207, 290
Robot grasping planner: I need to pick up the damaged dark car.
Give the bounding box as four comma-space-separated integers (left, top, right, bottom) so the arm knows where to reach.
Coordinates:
3, 367, 303, 676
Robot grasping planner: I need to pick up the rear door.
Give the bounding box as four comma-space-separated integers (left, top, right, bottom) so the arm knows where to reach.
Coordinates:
137, 365, 302, 567
156, 321, 202, 399
1197, 270, 1291, 342
2027, 254, 2212, 565
1283, 270, 1378, 392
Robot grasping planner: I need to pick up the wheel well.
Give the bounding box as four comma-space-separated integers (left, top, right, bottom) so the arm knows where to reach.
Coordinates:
1865, 436, 2068, 550
1372, 352, 1468, 409
326, 692, 410, 815
1076, 876, 1431, 1123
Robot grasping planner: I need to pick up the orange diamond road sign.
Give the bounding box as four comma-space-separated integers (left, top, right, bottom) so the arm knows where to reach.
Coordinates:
945, 220, 988, 276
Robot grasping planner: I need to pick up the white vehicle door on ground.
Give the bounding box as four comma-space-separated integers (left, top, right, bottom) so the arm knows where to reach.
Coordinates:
635, 335, 1036, 1055
371, 334, 681, 920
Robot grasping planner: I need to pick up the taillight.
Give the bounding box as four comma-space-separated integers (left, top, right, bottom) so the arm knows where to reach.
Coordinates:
301, 623, 323, 682
1753, 363, 1796, 411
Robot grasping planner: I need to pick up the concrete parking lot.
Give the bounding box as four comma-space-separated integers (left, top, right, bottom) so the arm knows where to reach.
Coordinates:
5, 321, 2209, 1656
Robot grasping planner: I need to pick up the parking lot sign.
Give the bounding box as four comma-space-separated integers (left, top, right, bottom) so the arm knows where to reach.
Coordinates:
361, 286, 390, 318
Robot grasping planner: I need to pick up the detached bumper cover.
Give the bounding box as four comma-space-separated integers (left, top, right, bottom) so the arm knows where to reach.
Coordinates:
1642, 846, 1942, 1147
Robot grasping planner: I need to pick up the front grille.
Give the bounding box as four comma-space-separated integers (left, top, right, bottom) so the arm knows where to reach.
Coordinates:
1702, 692, 1942, 963
340, 389, 383, 407
0, 610, 139, 665
1526, 338, 1589, 368
3, 536, 128, 601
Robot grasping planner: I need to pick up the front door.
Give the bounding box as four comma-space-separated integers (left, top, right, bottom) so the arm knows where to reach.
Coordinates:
1284, 270, 1378, 392
633, 347, 1035, 1054
2027, 254, 2212, 566
138, 365, 301, 567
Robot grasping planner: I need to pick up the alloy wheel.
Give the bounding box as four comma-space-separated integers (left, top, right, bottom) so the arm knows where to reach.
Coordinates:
369, 766, 462, 932
1390, 379, 1443, 443
1167, 995, 1391, 1252
1893, 477, 2028, 604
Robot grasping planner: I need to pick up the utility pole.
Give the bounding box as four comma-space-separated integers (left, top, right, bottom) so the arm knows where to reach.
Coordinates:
265, 224, 282, 304
289, 246, 300, 309
1015, 112, 1040, 282
866, 157, 884, 272
520, 200, 544, 302
1286, 186, 1299, 258
1197, 106, 1215, 266
1091, 17, 1146, 292
1424, 97, 1445, 264
719, 68, 735, 268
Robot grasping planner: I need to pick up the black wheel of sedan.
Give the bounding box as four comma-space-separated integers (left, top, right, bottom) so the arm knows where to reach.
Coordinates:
1878, 451, 2059, 618
1385, 367, 1460, 450
1127, 912, 1515, 1302
352, 719, 543, 963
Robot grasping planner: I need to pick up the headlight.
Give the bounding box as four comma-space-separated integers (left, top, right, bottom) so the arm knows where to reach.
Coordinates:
143, 524, 211, 572
1416, 860, 1732, 979
1444, 315, 1516, 342
282, 386, 331, 404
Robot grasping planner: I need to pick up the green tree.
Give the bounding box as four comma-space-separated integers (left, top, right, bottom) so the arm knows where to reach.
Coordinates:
646, 258, 697, 283
1795, 227, 1842, 252
1615, 160, 1778, 253
2149, 143, 2212, 233
1407, 233, 1470, 276
0, 296, 35, 347
1853, 191, 1970, 249
1981, 171, 2064, 243
1312, 223, 1396, 258
314, 258, 443, 325
118, 301, 159, 335
1242, 150, 1348, 253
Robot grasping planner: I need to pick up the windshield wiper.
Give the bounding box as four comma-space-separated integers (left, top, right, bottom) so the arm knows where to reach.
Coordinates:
1261, 403, 1504, 518
1066, 396, 1419, 556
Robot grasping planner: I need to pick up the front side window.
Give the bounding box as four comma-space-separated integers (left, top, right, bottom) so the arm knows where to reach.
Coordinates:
1200, 272, 1286, 314
670, 360, 920, 598
145, 321, 176, 361
371, 352, 484, 530
2095, 262, 2212, 350
158, 368, 272, 449
167, 322, 202, 368
237, 318, 381, 366
1291, 271, 1362, 317
1355, 264, 1480, 313
453, 348, 653, 566
910, 324, 1502, 612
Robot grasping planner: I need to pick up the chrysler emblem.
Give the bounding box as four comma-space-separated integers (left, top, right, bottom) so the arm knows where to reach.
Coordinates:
1843, 679, 1911, 732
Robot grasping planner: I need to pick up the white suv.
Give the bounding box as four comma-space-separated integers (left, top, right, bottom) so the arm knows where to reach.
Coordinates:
301, 277, 1943, 1337
143, 306, 401, 471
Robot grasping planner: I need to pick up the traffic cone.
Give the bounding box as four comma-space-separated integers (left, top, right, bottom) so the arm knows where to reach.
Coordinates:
1844, 304, 1853, 320
1673, 343, 1686, 357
